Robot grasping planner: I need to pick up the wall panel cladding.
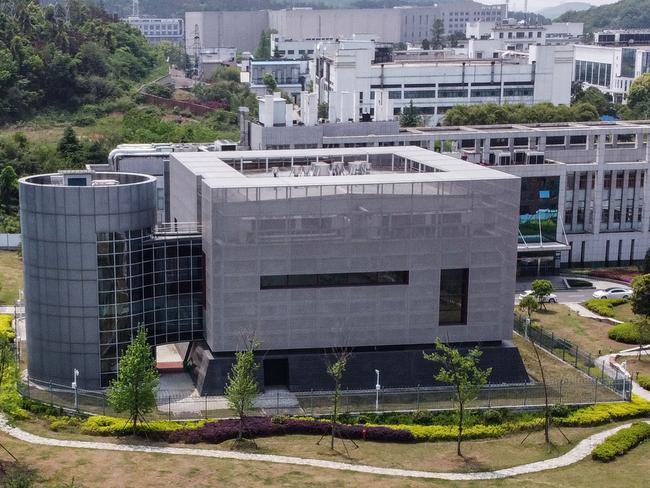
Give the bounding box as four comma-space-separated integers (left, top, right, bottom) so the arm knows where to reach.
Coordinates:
205, 177, 520, 354
19, 173, 157, 389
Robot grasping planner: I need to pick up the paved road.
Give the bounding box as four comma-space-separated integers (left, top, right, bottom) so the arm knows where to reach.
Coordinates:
515, 277, 630, 305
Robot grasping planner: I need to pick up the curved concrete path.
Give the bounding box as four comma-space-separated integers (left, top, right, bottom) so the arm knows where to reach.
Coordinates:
0, 417, 647, 481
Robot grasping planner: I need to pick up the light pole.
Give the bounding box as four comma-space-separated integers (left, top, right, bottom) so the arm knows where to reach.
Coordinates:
72, 368, 80, 411
375, 369, 380, 412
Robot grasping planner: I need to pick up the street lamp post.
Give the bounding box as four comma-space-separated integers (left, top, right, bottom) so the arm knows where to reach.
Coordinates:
72, 368, 80, 411
375, 369, 380, 412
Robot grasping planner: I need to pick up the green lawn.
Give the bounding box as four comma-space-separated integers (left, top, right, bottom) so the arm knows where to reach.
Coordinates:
0, 250, 23, 305
529, 303, 626, 356
1, 421, 649, 487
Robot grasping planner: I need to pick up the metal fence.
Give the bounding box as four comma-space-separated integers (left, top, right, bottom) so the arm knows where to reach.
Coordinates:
19, 373, 627, 421
0, 233, 20, 249
514, 316, 632, 401
15, 316, 632, 420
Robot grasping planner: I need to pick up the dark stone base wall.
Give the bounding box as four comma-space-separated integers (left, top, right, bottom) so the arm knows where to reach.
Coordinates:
191, 341, 529, 395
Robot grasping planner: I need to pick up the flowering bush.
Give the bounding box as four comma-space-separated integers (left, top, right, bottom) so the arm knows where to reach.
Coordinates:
167, 417, 415, 444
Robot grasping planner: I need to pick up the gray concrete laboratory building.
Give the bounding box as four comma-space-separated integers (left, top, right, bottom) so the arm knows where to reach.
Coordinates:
20, 147, 528, 393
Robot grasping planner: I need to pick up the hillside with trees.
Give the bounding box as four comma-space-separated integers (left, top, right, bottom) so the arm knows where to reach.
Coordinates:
0, 0, 157, 123
557, 0, 650, 31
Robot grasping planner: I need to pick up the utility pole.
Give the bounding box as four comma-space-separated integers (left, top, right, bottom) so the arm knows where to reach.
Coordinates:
132, 0, 139, 17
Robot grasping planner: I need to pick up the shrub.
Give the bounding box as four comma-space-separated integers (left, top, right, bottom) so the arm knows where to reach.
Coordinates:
584, 298, 628, 318
384, 418, 544, 442
637, 375, 650, 391
592, 422, 650, 462
81, 415, 202, 439
556, 396, 650, 426
168, 417, 415, 444
0, 315, 16, 341
608, 322, 639, 344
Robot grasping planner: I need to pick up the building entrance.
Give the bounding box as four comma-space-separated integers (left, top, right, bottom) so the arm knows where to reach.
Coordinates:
263, 358, 290, 387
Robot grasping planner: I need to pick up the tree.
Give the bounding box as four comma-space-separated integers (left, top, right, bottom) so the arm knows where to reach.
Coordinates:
400, 100, 421, 127
631, 274, 650, 319
224, 339, 259, 441
447, 32, 465, 48
574, 86, 614, 116
430, 19, 445, 49
628, 74, 650, 119
262, 72, 278, 94
631, 274, 650, 359
0, 165, 18, 205
57, 126, 81, 161
421, 38, 430, 50
634, 318, 650, 360
424, 340, 491, 456
107, 327, 159, 434
254, 30, 274, 59
324, 349, 351, 451
641, 248, 650, 274
531, 279, 554, 310
518, 295, 539, 325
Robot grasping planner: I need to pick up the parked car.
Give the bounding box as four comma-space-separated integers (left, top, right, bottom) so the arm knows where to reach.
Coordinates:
592, 287, 632, 299
518, 290, 558, 303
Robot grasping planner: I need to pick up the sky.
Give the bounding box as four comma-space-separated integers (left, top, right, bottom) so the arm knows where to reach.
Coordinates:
479, 0, 619, 13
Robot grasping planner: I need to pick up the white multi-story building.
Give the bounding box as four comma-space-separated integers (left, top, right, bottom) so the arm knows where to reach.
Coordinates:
270, 35, 335, 60
466, 20, 583, 59
126, 16, 184, 45
595, 30, 650, 46
312, 38, 573, 126
574, 44, 650, 104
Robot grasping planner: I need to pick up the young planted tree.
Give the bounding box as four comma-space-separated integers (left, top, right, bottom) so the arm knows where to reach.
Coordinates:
318, 349, 352, 451
424, 340, 491, 456
531, 279, 554, 310
224, 340, 259, 441
518, 295, 539, 325
107, 327, 159, 434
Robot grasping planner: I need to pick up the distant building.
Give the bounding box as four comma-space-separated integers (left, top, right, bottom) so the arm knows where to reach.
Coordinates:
186, 3, 506, 53
573, 44, 650, 104
466, 20, 583, 59
241, 58, 308, 98
595, 29, 650, 46
313, 38, 573, 126
125, 16, 184, 45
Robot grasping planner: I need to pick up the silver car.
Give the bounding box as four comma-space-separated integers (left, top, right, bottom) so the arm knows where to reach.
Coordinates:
592, 287, 632, 299
518, 289, 558, 303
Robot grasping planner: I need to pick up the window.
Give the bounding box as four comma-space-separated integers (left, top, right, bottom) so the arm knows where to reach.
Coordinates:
260, 271, 409, 289
438, 89, 468, 98
403, 90, 436, 98
388, 91, 402, 99
439, 269, 469, 325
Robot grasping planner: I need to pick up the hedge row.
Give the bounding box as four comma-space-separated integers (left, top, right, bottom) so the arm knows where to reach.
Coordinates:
592, 422, 650, 462
608, 322, 639, 344
380, 419, 544, 442
81, 415, 206, 438
638, 375, 650, 391
583, 298, 628, 318
555, 396, 650, 427
167, 417, 415, 444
